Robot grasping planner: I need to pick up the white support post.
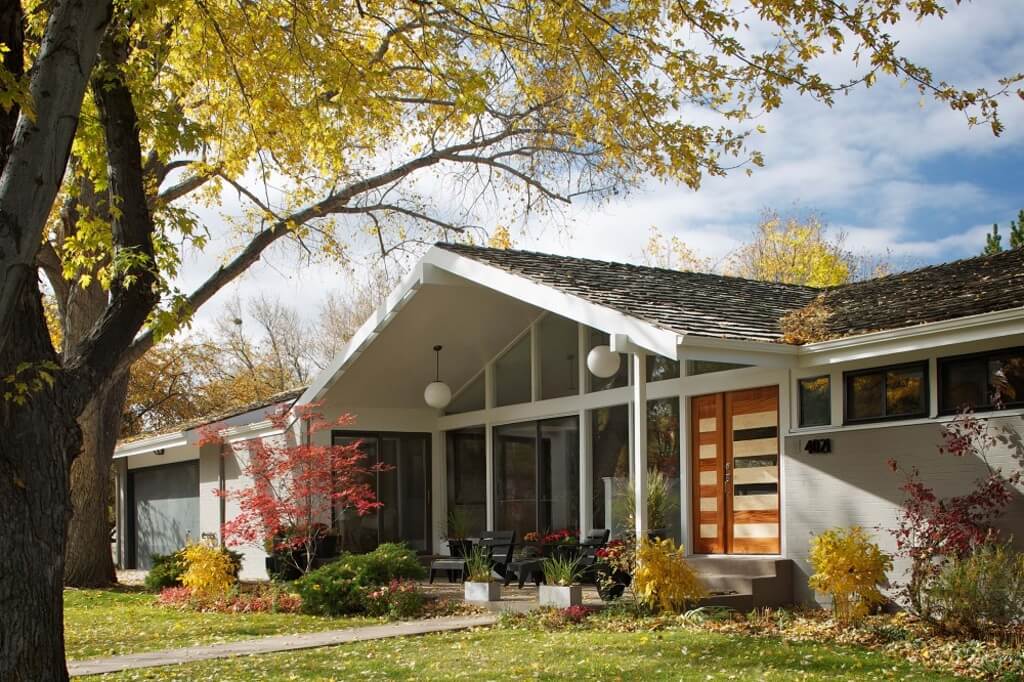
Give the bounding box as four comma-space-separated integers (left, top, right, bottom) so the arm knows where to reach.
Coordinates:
579, 408, 592, 534
485, 423, 495, 531
633, 352, 648, 540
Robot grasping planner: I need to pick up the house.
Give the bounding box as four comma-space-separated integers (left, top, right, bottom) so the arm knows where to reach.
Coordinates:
113, 242, 1024, 604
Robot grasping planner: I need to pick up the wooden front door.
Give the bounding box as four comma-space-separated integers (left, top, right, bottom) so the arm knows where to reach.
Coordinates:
690, 386, 780, 554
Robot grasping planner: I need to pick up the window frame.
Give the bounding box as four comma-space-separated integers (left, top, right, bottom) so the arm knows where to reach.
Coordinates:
797, 375, 832, 428
842, 360, 930, 425
937, 346, 1024, 415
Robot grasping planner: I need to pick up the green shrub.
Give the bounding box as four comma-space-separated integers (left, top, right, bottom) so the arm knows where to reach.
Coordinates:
144, 546, 244, 592
294, 543, 426, 616
145, 552, 186, 591
365, 580, 428, 619
924, 540, 1024, 637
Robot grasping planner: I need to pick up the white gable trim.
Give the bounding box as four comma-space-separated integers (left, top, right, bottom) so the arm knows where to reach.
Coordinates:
297, 246, 682, 406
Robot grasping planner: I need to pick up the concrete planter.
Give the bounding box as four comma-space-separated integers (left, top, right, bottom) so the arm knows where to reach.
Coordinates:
464, 581, 501, 602
539, 584, 582, 608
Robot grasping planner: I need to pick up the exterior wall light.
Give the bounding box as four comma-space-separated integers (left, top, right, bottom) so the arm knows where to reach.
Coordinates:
586, 344, 620, 378
424, 344, 452, 409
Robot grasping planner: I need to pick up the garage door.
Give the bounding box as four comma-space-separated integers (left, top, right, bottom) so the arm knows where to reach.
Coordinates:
130, 461, 200, 568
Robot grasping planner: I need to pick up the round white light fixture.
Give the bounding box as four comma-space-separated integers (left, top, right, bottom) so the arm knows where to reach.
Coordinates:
423, 345, 452, 409
424, 381, 452, 409
586, 344, 620, 378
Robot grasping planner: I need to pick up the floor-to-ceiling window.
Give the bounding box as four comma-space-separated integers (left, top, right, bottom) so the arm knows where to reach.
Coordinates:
494, 416, 579, 538
446, 427, 487, 536
332, 432, 432, 554
590, 405, 629, 534
647, 397, 681, 543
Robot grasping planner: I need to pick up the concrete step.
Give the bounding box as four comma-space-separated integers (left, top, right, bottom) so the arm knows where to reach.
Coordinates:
690, 557, 794, 610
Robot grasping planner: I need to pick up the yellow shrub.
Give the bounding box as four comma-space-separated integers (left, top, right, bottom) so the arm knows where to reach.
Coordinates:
632, 538, 707, 613
808, 526, 892, 622
180, 541, 236, 597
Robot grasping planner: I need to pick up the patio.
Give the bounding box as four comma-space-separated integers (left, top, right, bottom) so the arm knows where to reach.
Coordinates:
416, 579, 605, 613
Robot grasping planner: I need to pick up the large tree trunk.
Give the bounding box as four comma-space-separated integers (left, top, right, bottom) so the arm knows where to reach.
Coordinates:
0, 283, 79, 682
64, 373, 129, 587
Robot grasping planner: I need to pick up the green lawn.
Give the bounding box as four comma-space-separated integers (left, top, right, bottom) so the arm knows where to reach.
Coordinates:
80, 624, 961, 681
64, 588, 373, 660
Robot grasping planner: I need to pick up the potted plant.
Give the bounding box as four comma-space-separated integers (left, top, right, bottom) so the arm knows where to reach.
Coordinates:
543, 529, 580, 561
612, 469, 677, 539
539, 555, 583, 607
445, 509, 473, 558
463, 546, 501, 602
595, 539, 633, 601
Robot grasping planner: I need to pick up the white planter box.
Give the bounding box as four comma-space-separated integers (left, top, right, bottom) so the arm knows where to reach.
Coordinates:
464, 581, 501, 602
539, 584, 582, 608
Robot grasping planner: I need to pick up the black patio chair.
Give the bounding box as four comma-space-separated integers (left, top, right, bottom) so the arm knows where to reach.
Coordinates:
577, 529, 611, 584
478, 530, 515, 580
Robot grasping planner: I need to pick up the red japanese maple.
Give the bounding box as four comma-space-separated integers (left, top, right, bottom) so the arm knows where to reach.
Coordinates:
200, 404, 387, 574
888, 406, 1022, 616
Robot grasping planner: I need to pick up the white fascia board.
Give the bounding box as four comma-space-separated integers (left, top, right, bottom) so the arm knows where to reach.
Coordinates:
113, 431, 188, 459
297, 264, 426, 405
219, 420, 286, 444
677, 335, 799, 368
797, 307, 1024, 366
424, 248, 680, 359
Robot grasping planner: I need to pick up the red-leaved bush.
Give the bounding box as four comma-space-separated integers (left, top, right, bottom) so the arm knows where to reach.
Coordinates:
157, 585, 303, 613
888, 407, 1022, 617
201, 403, 389, 575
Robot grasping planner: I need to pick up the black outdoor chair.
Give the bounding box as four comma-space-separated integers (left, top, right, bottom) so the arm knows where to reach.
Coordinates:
477, 530, 516, 580
428, 530, 516, 583
577, 529, 611, 584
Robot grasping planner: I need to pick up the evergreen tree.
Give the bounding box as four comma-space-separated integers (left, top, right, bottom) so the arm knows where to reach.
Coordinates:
1010, 210, 1024, 250
984, 224, 1004, 255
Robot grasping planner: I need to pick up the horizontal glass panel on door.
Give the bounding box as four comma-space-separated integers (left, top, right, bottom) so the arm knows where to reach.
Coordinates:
331, 432, 432, 554
494, 416, 580, 540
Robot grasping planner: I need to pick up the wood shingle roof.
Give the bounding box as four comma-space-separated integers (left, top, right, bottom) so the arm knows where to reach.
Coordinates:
439, 242, 1024, 344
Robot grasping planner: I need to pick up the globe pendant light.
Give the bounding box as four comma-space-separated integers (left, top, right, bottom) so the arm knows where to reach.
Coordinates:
424, 344, 452, 409
586, 344, 621, 378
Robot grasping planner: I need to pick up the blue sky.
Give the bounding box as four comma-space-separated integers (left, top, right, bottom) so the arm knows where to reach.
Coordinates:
178, 0, 1024, 331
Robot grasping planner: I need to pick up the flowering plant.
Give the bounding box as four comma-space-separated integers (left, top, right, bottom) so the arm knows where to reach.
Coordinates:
542, 529, 578, 545
523, 531, 541, 543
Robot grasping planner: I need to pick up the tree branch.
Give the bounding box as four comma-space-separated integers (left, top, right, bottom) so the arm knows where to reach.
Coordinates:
0, 0, 112, 357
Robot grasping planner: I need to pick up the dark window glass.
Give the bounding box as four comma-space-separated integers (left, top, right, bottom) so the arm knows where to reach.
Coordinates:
590, 405, 629, 532
646, 355, 680, 382
686, 360, 749, 375
539, 314, 579, 400
798, 376, 831, 427
446, 372, 485, 414
845, 362, 928, 423
586, 328, 628, 392
886, 365, 926, 416
647, 398, 681, 543
446, 428, 487, 537
495, 333, 531, 406
939, 348, 1024, 413
494, 417, 580, 539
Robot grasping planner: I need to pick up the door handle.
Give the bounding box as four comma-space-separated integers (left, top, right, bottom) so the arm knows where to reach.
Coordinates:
724, 462, 731, 484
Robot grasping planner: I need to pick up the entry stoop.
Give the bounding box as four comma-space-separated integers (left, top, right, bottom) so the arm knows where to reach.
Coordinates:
688, 556, 794, 612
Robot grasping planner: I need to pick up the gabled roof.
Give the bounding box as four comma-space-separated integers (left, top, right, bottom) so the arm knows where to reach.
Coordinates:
116, 386, 306, 448
817, 247, 1024, 339
438, 242, 819, 342
438, 242, 1024, 344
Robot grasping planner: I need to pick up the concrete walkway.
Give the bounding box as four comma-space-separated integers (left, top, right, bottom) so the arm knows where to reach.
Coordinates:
67, 614, 499, 677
